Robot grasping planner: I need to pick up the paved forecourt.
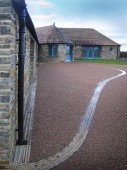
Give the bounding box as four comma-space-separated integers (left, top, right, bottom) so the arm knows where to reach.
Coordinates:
16, 62, 127, 170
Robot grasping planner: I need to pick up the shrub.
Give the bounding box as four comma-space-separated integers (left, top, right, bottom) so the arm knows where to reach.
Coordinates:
120, 52, 127, 58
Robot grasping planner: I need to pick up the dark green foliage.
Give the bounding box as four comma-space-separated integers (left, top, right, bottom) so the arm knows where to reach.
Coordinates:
120, 52, 127, 58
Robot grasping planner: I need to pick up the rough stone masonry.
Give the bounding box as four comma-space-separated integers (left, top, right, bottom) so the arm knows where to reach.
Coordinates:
0, 0, 38, 168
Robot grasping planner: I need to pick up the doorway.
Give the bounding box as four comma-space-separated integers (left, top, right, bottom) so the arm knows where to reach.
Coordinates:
66, 45, 73, 61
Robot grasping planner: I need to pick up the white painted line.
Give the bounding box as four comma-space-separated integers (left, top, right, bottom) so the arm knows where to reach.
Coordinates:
80, 68, 126, 130
16, 68, 126, 170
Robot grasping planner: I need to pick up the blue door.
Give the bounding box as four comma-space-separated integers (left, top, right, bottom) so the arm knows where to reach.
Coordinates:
66, 45, 72, 61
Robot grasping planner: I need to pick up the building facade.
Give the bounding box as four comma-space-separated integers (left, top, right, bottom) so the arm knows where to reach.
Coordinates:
0, 0, 38, 167
36, 25, 120, 62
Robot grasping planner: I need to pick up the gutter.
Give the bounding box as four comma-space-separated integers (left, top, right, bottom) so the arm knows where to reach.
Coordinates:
12, 0, 39, 145
16, 3, 27, 145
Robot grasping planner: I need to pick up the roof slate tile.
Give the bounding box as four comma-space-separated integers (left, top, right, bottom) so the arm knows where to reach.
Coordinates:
36, 25, 120, 46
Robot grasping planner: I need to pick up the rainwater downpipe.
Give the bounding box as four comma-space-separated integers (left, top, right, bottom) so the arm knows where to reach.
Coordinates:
16, 6, 27, 145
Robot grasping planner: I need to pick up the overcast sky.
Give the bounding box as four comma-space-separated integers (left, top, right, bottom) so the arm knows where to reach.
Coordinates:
25, 0, 127, 51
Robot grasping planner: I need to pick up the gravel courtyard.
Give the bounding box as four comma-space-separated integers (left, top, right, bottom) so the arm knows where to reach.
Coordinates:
30, 62, 127, 170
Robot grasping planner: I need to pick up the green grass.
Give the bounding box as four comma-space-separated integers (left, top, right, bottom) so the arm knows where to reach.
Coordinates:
75, 59, 127, 65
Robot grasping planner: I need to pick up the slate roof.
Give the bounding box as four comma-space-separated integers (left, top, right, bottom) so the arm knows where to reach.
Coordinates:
36, 25, 120, 46
36, 25, 72, 44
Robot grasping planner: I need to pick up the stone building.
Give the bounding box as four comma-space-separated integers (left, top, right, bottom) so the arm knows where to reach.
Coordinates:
36, 24, 120, 62
0, 0, 38, 168
0, 0, 121, 168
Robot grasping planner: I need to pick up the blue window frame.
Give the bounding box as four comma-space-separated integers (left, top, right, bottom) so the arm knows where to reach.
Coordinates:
48, 44, 58, 57
82, 46, 100, 58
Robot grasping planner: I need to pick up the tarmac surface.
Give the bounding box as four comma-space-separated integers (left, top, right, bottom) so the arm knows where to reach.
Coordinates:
29, 62, 127, 170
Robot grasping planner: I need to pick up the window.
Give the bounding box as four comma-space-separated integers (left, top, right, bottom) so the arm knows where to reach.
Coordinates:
82, 47, 87, 58
48, 44, 58, 57
82, 46, 100, 58
110, 47, 113, 51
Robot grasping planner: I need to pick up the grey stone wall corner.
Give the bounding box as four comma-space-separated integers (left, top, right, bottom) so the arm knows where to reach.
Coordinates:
0, 0, 18, 167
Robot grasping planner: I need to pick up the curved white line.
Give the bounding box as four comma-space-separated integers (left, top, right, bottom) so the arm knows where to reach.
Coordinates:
17, 69, 126, 170
80, 68, 126, 129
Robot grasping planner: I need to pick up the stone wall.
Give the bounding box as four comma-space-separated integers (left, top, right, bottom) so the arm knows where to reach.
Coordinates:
73, 45, 119, 59
58, 44, 66, 62
0, 0, 18, 167
39, 44, 66, 62
100, 46, 119, 59
38, 44, 48, 62
0, 0, 38, 167
73, 45, 82, 59
39, 44, 119, 62
24, 28, 38, 111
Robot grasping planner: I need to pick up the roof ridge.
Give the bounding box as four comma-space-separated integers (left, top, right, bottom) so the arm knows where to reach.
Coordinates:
36, 25, 120, 46
36, 24, 72, 44
36, 25, 54, 29
59, 27, 94, 30
52, 25, 72, 44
